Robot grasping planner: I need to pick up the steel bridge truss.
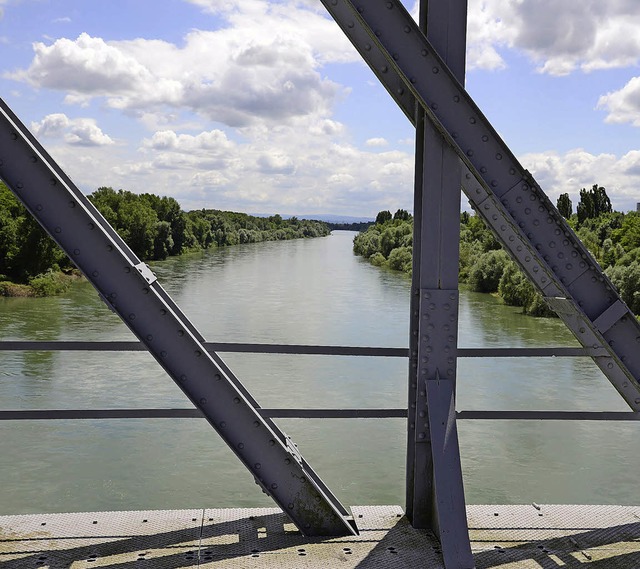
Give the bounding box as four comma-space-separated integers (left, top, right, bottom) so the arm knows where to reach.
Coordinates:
2, 1, 640, 567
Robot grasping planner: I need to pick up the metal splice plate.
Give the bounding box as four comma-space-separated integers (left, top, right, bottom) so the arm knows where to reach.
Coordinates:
3, 505, 640, 567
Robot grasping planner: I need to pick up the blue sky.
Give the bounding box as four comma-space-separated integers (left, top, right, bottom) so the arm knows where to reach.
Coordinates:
1, 0, 639, 217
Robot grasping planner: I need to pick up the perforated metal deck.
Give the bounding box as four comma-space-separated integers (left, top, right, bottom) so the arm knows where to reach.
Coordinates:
2, 505, 640, 567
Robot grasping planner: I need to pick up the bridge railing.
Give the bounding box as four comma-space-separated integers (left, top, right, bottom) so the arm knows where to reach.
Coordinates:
2, 341, 638, 422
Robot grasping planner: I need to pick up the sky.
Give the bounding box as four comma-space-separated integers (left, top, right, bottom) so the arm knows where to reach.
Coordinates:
0, 0, 640, 218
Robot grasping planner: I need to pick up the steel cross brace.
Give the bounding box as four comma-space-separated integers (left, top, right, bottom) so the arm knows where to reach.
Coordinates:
321, 0, 640, 412
0, 99, 357, 537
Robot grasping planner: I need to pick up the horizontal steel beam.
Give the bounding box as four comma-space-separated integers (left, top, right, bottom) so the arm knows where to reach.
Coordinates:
0, 342, 598, 357
0, 409, 406, 420
460, 347, 601, 357
2, 409, 639, 421
0, 341, 407, 357
456, 411, 640, 421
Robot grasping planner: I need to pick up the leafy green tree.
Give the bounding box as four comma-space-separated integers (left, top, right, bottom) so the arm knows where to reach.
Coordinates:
387, 246, 412, 273
613, 212, 640, 251
615, 247, 640, 267
380, 222, 412, 257
458, 239, 483, 283
498, 261, 532, 306
498, 261, 554, 316
557, 193, 572, 218
462, 213, 500, 252
606, 262, 640, 314
353, 229, 381, 258
576, 226, 601, 260
153, 221, 173, 260
117, 199, 158, 259
577, 184, 612, 225
602, 238, 625, 268
375, 210, 392, 225
369, 252, 386, 266
468, 250, 510, 293
0, 186, 19, 279
393, 209, 411, 221
12, 215, 67, 281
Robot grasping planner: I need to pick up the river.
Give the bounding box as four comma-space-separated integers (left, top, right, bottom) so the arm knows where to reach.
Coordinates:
1, 231, 638, 515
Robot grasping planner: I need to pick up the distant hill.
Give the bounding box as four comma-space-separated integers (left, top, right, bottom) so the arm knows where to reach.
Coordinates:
250, 213, 374, 232
252, 213, 373, 223
297, 214, 374, 224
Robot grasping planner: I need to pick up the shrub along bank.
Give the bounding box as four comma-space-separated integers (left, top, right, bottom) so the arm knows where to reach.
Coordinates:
0, 183, 329, 296
354, 186, 639, 317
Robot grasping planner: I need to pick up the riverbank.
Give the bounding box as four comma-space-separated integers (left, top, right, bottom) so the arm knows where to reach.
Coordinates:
354, 202, 640, 318
0, 270, 82, 298
0, 182, 330, 296
353, 212, 555, 316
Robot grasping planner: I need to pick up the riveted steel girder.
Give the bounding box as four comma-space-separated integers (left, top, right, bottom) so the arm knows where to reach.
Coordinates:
0, 99, 357, 537
323, 0, 640, 411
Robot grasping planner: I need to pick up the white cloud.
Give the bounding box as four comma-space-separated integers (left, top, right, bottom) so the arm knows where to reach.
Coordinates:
365, 137, 388, 147
185, 0, 355, 64
142, 129, 233, 152
65, 120, 115, 146
36, 118, 416, 216
519, 148, 640, 212
31, 113, 69, 138
11, 0, 640, 220
466, 0, 511, 71
11, 33, 184, 106
597, 77, 640, 127
256, 152, 295, 175
31, 113, 114, 146
309, 118, 344, 136
52, 16, 71, 24
465, 0, 640, 75
8, 0, 356, 127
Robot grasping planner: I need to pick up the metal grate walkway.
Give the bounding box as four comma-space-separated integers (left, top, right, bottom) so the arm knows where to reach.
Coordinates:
2, 505, 640, 567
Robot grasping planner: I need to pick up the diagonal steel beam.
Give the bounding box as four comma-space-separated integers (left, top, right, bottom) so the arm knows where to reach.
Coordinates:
323, 0, 640, 412
0, 98, 356, 537
320, 0, 416, 123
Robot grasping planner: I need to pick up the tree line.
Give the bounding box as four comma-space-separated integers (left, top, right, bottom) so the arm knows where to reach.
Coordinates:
354, 185, 640, 317
0, 183, 329, 296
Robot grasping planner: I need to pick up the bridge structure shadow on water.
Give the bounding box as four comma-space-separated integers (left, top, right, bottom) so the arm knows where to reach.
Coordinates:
3, 0, 640, 568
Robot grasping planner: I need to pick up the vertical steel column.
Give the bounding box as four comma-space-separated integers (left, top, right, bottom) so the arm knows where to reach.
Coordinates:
407, 1, 474, 566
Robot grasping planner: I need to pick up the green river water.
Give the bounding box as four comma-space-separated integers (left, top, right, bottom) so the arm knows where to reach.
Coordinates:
0, 231, 637, 515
